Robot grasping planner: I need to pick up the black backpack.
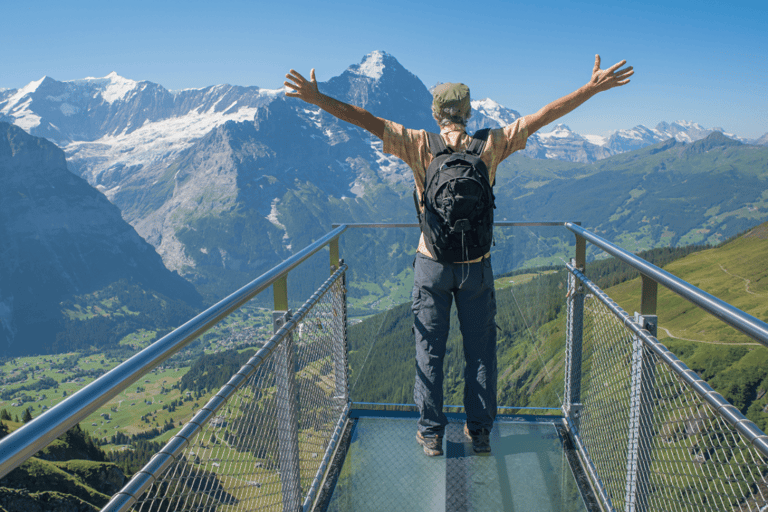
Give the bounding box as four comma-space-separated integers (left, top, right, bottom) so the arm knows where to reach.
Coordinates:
414, 128, 495, 262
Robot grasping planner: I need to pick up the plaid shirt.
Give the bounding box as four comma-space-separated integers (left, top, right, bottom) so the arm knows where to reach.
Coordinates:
383, 118, 529, 261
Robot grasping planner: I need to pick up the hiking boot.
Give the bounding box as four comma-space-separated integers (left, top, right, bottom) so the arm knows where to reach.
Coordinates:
464, 423, 491, 454
416, 431, 443, 456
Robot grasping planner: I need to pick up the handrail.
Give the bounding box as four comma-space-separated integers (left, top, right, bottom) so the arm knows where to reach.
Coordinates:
565, 222, 768, 348
332, 221, 578, 228
0, 225, 349, 479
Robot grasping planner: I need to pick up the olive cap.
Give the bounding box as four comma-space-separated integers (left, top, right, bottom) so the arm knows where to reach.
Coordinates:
432, 83, 471, 122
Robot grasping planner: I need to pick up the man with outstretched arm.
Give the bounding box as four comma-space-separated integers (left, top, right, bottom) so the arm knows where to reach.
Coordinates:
284, 55, 632, 456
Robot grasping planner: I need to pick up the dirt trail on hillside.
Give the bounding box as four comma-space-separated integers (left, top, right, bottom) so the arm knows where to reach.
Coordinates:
716, 262, 766, 296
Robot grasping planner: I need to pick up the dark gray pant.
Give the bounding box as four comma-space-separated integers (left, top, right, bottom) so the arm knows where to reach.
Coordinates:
412, 252, 497, 437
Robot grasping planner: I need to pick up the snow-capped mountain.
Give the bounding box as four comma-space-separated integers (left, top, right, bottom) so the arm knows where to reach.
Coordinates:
602, 121, 748, 154
525, 124, 613, 162
322, 50, 435, 132
1, 55, 751, 190
0, 72, 282, 189
468, 98, 521, 132
0, 72, 279, 143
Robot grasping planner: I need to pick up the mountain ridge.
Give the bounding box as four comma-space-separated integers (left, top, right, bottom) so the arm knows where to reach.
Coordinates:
0, 122, 201, 355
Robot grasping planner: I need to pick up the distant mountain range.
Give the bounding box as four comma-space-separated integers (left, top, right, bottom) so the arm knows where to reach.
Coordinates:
2, 51, 767, 309
1, 53, 762, 173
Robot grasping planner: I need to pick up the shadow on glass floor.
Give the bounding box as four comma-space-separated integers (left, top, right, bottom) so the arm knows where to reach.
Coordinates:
321, 411, 589, 512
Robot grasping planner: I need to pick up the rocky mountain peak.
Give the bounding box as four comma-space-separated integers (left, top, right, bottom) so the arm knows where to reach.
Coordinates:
686, 131, 742, 154
348, 50, 394, 80
469, 98, 521, 132
337, 50, 421, 90
0, 120, 65, 170
322, 52, 434, 131
75, 71, 140, 104
539, 124, 578, 138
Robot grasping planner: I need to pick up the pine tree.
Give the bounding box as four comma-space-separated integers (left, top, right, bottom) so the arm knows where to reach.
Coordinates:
22, 408, 33, 423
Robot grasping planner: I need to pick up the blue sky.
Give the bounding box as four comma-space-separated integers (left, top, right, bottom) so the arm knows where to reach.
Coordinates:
3, 0, 766, 138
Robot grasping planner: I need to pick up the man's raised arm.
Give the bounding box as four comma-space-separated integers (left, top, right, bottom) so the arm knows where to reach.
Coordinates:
285, 69, 386, 140
523, 55, 634, 136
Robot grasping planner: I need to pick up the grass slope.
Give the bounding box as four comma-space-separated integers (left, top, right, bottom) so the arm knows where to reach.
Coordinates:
0, 420, 122, 511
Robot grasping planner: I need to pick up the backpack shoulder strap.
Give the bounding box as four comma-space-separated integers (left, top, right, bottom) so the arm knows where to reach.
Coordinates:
467, 128, 491, 156
426, 132, 450, 157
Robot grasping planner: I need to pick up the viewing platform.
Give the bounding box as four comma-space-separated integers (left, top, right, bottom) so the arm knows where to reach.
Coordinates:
323, 410, 592, 511
0, 222, 766, 512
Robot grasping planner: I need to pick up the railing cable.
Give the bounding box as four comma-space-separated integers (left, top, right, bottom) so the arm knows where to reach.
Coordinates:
510, 223, 566, 406
509, 282, 564, 406
350, 307, 390, 395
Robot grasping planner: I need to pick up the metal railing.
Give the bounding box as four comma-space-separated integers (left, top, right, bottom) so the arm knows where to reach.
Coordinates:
563, 223, 768, 512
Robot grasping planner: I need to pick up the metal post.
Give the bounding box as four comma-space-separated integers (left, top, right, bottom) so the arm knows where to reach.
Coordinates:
640, 275, 658, 317
564, 233, 586, 428
330, 238, 340, 274
334, 261, 349, 406
274, 275, 300, 512
625, 308, 658, 512
274, 275, 288, 312
575, 234, 586, 272
274, 310, 301, 512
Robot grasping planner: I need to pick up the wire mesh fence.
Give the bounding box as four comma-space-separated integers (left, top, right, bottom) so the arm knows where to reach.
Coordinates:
112, 267, 349, 512
570, 268, 768, 512
573, 289, 633, 510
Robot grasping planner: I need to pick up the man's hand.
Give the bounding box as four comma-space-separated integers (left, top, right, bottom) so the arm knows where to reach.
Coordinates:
588, 55, 633, 93
284, 68, 321, 105
524, 54, 634, 135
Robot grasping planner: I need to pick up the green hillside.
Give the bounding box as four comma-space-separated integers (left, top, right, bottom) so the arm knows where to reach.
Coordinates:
608, 223, 768, 344
54, 279, 200, 354
0, 418, 123, 511
348, 224, 768, 432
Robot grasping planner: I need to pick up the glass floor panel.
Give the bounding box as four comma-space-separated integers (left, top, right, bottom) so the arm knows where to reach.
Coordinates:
324, 413, 588, 512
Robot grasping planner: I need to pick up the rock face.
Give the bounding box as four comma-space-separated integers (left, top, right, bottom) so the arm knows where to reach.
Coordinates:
752, 132, 768, 146
0, 122, 199, 355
